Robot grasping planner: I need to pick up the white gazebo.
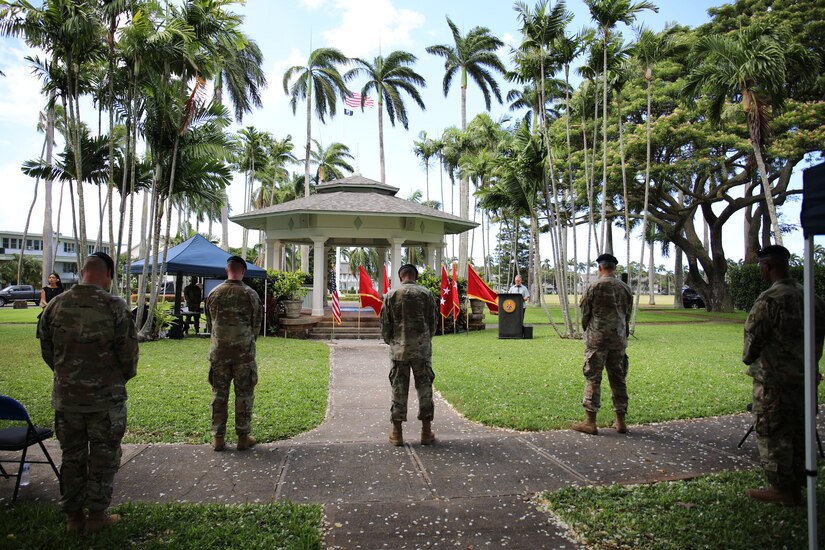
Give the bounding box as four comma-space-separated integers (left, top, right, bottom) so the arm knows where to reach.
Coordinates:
231, 174, 478, 316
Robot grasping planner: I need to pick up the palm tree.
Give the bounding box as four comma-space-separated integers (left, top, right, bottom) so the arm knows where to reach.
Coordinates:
427, 16, 505, 276
682, 19, 813, 247
235, 126, 272, 258
346, 51, 426, 184
310, 140, 354, 184
412, 131, 438, 202
584, 0, 657, 253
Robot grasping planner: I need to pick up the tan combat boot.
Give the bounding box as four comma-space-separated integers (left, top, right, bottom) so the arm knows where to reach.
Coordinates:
746, 486, 800, 507
614, 413, 628, 434
389, 421, 404, 446
212, 436, 225, 452
85, 510, 120, 533
65, 511, 85, 533
237, 434, 257, 451
421, 421, 435, 445
571, 411, 598, 435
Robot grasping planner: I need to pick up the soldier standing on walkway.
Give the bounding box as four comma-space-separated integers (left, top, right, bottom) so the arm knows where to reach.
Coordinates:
572, 253, 632, 436
38, 252, 139, 533
743, 245, 825, 506
205, 255, 263, 452
380, 264, 438, 446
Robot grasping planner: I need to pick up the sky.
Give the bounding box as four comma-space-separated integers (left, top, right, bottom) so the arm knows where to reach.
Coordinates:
0, 0, 818, 271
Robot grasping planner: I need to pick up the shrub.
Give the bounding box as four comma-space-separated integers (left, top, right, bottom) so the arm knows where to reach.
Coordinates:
728, 262, 825, 312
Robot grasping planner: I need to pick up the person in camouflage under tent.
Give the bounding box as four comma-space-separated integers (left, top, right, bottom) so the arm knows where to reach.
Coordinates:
205, 255, 262, 452
38, 252, 139, 534
572, 253, 632, 436
744, 245, 825, 506
380, 263, 438, 446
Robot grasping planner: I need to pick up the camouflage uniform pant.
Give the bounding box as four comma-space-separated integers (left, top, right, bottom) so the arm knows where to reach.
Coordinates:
582, 348, 629, 414
209, 361, 257, 438
389, 359, 435, 422
753, 381, 805, 491
54, 403, 126, 513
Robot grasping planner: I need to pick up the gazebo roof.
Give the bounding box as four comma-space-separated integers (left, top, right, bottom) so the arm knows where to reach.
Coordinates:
231, 174, 477, 235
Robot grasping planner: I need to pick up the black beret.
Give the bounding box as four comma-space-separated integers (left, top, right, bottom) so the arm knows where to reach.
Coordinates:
226, 255, 248, 270
89, 251, 115, 277
756, 245, 790, 261
596, 253, 619, 265
398, 264, 418, 277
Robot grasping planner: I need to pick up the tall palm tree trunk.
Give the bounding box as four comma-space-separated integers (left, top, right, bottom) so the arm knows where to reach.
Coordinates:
42, 93, 56, 284
19, 135, 47, 284
301, 78, 313, 272
458, 73, 469, 276
378, 96, 386, 183
599, 29, 609, 255
631, 77, 654, 332
750, 138, 782, 245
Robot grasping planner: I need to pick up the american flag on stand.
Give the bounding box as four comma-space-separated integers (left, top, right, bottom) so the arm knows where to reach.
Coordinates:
345, 92, 374, 109
331, 273, 342, 325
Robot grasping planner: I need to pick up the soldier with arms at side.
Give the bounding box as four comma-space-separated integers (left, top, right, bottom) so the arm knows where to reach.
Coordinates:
38, 252, 139, 533
183, 276, 203, 334
572, 253, 633, 435
380, 264, 438, 446
743, 245, 825, 506
205, 255, 263, 452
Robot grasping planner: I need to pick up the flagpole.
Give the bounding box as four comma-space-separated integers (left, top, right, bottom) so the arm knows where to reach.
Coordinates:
466, 293, 470, 336
358, 303, 361, 340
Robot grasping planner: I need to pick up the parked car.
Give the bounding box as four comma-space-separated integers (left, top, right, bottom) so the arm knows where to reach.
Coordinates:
681, 287, 705, 309
0, 284, 40, 306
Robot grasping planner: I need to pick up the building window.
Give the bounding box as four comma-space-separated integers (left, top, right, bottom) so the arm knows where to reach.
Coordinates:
3, 238, 21, 250
63, 242, 76, 253
26, 239, 42, 251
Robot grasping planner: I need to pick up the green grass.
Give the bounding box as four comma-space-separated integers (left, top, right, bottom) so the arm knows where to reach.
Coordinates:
0, 324, 329, 444
539, 466, 825, 550
0, 307, 40, 324
433, 322, 825, 430
519, 305, 748, 326
0, 502, 323, 549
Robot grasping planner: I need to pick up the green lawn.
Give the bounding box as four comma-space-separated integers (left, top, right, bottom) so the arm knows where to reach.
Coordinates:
540, 466, 825, 550
433, 320, 824, 430
0, 323, 329, 444
0, 306, 40, 324
0, 502, 322, 549
519, 305, 748, 326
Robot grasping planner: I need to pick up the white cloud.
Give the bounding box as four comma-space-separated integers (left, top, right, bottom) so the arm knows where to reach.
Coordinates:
263, 47, 309, 107
321, 0, 425, 58
0, 43, 47, 127
300, 0, 326, 9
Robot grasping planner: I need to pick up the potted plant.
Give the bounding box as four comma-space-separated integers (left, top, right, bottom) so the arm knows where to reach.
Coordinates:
272, 271, 308, 318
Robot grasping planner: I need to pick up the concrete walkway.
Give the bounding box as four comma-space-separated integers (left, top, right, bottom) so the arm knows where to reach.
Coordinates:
5, 340, 774, 548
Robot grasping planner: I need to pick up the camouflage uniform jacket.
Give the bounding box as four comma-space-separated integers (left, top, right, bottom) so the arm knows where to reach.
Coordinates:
743, 278, 825, 386
38, 284, 139, 413
580, 274, 632, 350
183, 283, 202, 309
205, 280, 262, 364
380, 281, 438, 361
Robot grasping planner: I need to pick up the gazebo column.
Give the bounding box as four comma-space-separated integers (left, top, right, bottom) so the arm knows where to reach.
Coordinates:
425, 246, 436, 271
377, 247, 387, 294
311, 237, 326, 316
436, 244, 444, 270
390, 238, 404, 288
274, 240, 283, 270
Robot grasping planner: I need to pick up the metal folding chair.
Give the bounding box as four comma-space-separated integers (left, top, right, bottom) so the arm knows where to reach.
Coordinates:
0, 395, 60, 504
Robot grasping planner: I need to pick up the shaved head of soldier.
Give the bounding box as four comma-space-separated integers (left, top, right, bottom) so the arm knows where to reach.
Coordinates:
226, 255, 247, 281
81, 255, 113, 289
398, 264, 418, 282
757, 245, 791, 283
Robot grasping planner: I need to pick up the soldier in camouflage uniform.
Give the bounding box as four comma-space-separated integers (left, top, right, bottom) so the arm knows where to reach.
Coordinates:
572, 253, 632, 436
380, 264, 438, 446
205, 255, 262, 452
38, 252, 138, 533
743, 245, 825, 506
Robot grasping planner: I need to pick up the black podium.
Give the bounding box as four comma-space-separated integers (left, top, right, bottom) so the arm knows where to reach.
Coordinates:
498, 293, 526, 339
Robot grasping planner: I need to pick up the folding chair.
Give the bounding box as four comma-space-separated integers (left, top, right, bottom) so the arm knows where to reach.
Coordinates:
0, 395, 61, 504
737, 402, 824, 458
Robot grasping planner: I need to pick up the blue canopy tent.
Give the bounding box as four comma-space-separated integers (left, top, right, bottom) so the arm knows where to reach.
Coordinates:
129, 234, 267, 336
801, 162, 825, 550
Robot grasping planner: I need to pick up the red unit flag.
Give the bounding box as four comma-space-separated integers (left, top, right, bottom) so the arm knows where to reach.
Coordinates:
467, 264, 499, 314
358, 265, 383, 316
383, 267, 390, 294
451, 263, 460, 317
439, 265, 453, 318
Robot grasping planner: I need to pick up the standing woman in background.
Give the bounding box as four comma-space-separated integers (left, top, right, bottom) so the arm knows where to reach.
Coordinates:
40, 272, 64, 307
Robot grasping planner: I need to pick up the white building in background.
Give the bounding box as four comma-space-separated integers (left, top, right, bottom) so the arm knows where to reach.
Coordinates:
0, 230, 113, 285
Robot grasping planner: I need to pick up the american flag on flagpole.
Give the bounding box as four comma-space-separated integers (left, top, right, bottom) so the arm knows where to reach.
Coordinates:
331, 273, 342, 325
345, 92, 374, 109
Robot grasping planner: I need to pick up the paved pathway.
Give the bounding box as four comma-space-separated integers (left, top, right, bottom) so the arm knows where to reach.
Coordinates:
5, 340, 772, 548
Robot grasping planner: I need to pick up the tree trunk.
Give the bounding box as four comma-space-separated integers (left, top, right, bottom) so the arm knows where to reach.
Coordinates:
750, 131, 782, 246
458, 78, 469, 277
599, 30, 609, 254
647, 238, 656, 305
378, 94, 385, 184
42, 92, 55, 285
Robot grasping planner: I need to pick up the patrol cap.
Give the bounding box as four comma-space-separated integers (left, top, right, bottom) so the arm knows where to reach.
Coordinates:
756, 245, 791, 262
89, 251, 115, 278
226, 255, 248, 272
595, 253, 619, 266
398, 263, 418, 278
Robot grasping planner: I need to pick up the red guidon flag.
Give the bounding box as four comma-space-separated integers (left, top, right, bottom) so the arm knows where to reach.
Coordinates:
439, 265, 453, 318
467, 264, 499, 314
358, 265, 382, 316
383, 267, 390, 294
331, 275, 342, 325
451, 263, 460, 317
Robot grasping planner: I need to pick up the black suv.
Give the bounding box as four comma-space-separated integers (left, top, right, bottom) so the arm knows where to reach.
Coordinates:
681, 287, 705, 309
